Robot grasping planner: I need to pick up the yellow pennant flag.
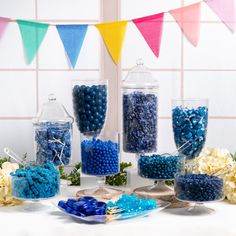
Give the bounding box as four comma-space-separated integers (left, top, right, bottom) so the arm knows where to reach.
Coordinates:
96, 20, 128, 64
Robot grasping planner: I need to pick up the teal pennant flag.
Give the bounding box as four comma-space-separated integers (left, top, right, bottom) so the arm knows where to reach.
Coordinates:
17, 20, 49, 64
56, 24, 88, 68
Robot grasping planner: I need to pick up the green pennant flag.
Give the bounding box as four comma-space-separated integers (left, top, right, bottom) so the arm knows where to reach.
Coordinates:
17, 20, 49, 64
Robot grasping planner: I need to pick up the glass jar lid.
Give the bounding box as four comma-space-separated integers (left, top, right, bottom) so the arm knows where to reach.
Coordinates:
33, 94, 74, 124
122, 58, 159, 89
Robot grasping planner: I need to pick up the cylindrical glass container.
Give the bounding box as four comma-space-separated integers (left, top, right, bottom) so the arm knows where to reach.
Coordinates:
172, 99, 208, 160
33, 94, 74, 166
174, 161, 224, 215
122, 59, 159, 154
72, 80, 108, 136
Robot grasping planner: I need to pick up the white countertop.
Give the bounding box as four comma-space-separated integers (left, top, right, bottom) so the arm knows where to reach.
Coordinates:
0, 187, 236, 236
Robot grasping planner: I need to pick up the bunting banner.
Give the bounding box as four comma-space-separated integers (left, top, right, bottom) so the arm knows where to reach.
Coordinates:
204, 0, 235, 32
17, 20, 49, 64
169, 3, 201, 47
56, 24, 88, 68
0, 17, 10, 39
132, 13, 164, 58
0, 0, 235, 67
96, 20, 128, 64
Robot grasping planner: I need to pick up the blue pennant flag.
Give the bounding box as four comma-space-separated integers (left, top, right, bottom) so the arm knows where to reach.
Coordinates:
56, 24, 88, 68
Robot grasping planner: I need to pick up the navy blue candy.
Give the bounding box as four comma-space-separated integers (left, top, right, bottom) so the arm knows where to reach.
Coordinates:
72, 84, 107, 135
172, 106, 208, 159
11, 163, 60, 199
58, 197, 106, 217
81, 138, 119, 176
138, 154, 184, 180
35, 122, 72, 166
175, 174, 224, 202
123, 92, 158, 153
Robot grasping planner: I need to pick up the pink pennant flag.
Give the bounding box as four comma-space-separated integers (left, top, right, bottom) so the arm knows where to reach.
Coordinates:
0, 17, 10, 39
169, 3, 201, 46
132, 13, 164, 58
205, 0, 235, 32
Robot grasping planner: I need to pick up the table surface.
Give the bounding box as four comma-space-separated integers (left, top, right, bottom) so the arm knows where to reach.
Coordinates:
1, 188, 236, 236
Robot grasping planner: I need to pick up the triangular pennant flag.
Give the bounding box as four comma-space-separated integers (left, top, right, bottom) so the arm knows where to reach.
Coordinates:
56, 24, 88, 68
96, 20, 128, 64
132, 13, 164, 58
169, 3, 201, 46
17, 20, 49, 64
0, 17, 10, 39
205, 0, 235, 32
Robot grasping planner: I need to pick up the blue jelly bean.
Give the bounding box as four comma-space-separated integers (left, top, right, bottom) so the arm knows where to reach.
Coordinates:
172, 106, 208, 159
123, 92, 158, 153
81, 138, 119, 176
175, 174, 224, 202
138, 154, 184, 180
72, 84, 107, 135
35, 122, 72, 166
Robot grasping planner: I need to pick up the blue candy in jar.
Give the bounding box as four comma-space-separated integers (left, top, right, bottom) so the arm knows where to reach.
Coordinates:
175, 174, 224, 202
138, 154, 184, 180
172, 105, 208, 159
72, 83, 107, 135
81, 138, 119, 176
35, 122, 72, 166
123, 92, 158, 153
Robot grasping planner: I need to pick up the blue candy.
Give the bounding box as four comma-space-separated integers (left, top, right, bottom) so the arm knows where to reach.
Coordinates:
172, 106, 208, 159
58, 197, 106, 217
72, 84, 107, 135
81, 138, 119, 176
11, 163, 60, 199
175, 174, 224, 202
138, 154, 184, 180
35, 122, 72, 166
123, 92, 158, 153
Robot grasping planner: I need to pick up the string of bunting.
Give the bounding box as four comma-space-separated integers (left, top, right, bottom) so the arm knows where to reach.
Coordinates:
0, 0, 235, 67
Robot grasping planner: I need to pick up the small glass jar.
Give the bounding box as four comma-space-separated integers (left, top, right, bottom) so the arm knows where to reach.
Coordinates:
72, 80, 108, 136
172, 99, 208, 160
122, 59, 159, 153
33, 94, 73, 166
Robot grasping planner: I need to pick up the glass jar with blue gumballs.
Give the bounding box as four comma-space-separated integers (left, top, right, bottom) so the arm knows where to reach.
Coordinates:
33, 94, 74, 166
122, 59, 159, 154
76, 132, 122, 200
172, 99, 208, 160
72, 80, 108, 136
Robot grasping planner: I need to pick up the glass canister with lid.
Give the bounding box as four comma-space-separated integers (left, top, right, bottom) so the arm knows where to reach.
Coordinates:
122, 59, 159, 153
33, 94, 74, 166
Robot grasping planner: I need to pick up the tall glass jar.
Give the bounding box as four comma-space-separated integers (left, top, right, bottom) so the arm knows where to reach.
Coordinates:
33, 94, 74, 166
122, 59, 159, 154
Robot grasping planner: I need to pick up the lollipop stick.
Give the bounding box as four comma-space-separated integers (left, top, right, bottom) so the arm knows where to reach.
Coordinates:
4, 147, 25, 167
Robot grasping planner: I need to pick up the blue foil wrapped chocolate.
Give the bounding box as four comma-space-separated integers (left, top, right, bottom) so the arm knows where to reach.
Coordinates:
138, 154, 184, 180
72, 83, 107, 135
172, 105, 208, 159
175, 174, 224, 202
11, 163, 60, 199
81, 138, 119, 176
35, 122, 72, 166
123, 91, 158, 153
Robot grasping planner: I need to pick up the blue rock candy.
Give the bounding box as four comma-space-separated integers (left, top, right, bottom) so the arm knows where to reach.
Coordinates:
81, 138, 119, 176
172, 106, 208, 159
175, 174, 224, 202
138, 154, 184, 180
35, 122, 72, 166
72, 84, 107, 134
123, 92, 158, 153
11, 163, 60, 199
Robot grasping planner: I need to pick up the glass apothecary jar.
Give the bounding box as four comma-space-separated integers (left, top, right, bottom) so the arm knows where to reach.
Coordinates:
33, 94, 74, 166
72, 80, 108, 136
122, 59, 159, 154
